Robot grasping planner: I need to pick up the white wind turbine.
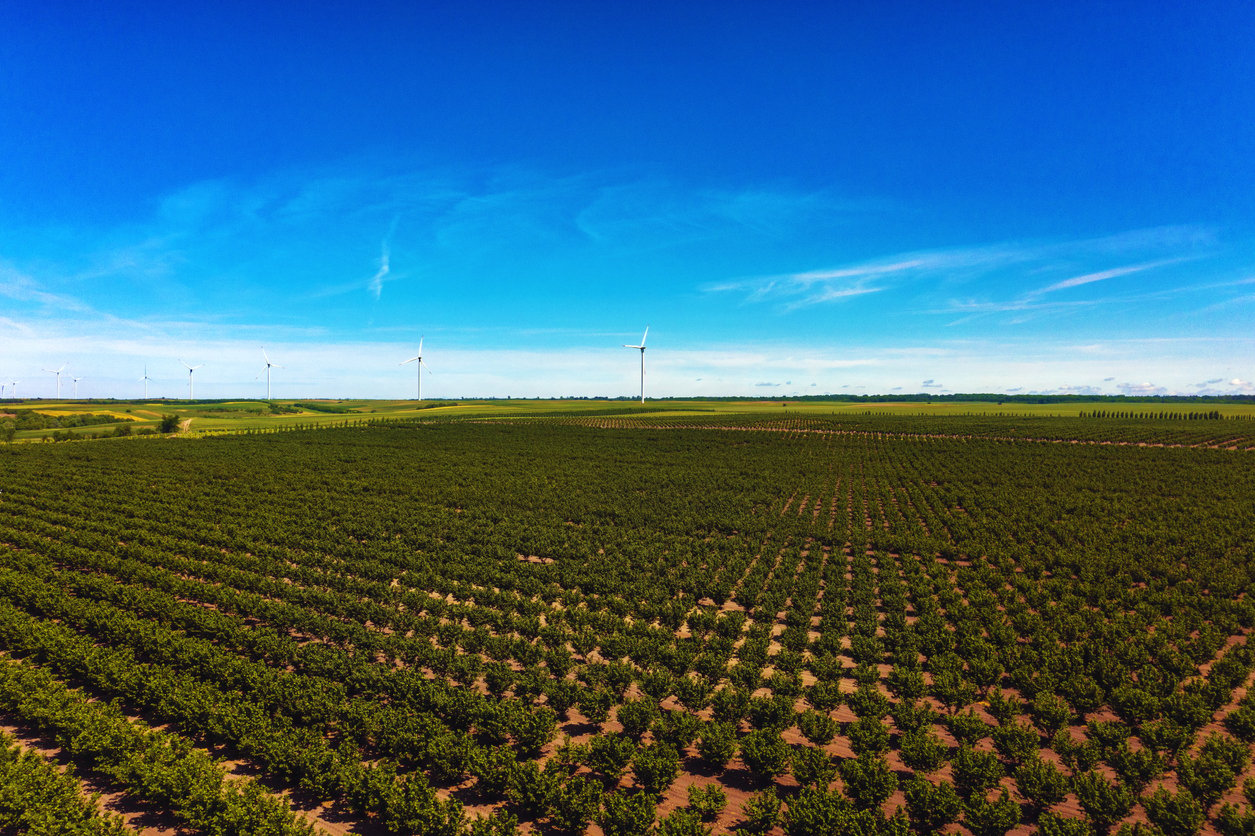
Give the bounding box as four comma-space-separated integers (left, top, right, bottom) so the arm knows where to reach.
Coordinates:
180, 360, 203, 400
72, 377, 83, 399
140, 365, 153, 400
9, 382, 16, 400
44, 364, 66, 399
261, 347, 283, 400
400, 337, 431, 400
623, 326, 649, 403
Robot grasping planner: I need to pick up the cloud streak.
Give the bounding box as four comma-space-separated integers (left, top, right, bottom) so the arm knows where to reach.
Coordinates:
715, 227, 1219, 320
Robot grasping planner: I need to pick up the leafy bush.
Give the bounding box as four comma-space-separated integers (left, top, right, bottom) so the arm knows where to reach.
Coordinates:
952, 746, 1004, 798
791, 745, 837, 788
550, 777, 601, 834
1014, 756, 1068, 807
1108, 742, 1162, 793
798, 708, 838, 745
1038, 813, 1097, 836
652, 710, 702, 750
710, 687, 749, 723
615, 700, 657, 740
991, 719, 1039, 764
631, 742, 680, 796
847, 715, 891, 756
1032, 691, 1075, 735
597, 791, 656, 836
838, 753, 897, 810
947, 710, 992, 746
1144, 786, 1206, 836
899, 727, 948, 772
695, 721, 737, 771
586, 733, 635, 779
1073, 770, 1135, 833
846, 684, 890, 719
903, 777, 961, 832
1177, 744, 1242, 808
962, 788, 1022, 836
740, 729, 790, 780
746, 695, 794, 731
655, 808, 712, 836
686, 783, 727, 822
739, 788, 780, 836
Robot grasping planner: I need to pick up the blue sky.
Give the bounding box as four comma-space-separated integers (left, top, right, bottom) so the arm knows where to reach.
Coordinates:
2, 1, 1253, 399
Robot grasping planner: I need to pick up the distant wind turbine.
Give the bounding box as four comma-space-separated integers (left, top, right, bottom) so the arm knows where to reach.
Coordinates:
72, 377, 83, 399
623, 326, 649, 403
8, 382, 16, 400
261, 347, 283, 400
400, 338, 431, 400
140, 365, 153, 400
179, 360, 203, 400
43, 364, 66, 399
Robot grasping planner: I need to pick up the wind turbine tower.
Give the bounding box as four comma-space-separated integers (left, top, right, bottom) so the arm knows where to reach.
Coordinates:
72, 377, 83, 399
261, 347, 283, 400
140, 366, 153, 400
180, 360, 203, 400
44, 364, 66, 399
400, 338, 431, 400
623, 327, 649, 403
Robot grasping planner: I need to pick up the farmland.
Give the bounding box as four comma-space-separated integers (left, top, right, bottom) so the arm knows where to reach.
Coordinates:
1, 409, 1254, 835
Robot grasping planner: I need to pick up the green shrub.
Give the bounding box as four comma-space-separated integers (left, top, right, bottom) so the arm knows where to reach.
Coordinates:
1038, 813, 1097, 836
631, 742, 680, 795
1014, 756, 1068, 807
962, 788, 1021, 836
838, 753, 897, 810
947, 710, 991, 746
791, 745, 837, 788
903, 777, 961, 832
655, 808, 712, 836
952, 746, 1004, 798
1032, 691, 1075, 735
798, 708, 838, 745
739, 788, 780, 836
1073, 770, 1135, 833
686, 783, 727, 822
847, 715, 891, 756
597, 791, 656, 836
1143, 786, 1205, 836
740, 728, 791, 780
550, 777, 601, 834
899, 727, 947, 772
695, 721, 737, 770
587, 733, 635, 779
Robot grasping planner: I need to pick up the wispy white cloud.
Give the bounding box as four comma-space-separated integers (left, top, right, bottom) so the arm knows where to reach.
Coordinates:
717, 226, 1221, 320
1026, 258, 1185, 298
0, 262, 96, 314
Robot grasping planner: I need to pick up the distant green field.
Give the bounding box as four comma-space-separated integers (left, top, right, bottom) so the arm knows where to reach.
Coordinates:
3, 397, 1254, 442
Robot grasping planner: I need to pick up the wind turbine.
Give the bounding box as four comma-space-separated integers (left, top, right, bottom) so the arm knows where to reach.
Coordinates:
72, 377, 83, 399
180, 360, 203, 400
261, 347, 283, 400
623, 326, 649, 403
8, 382, 16, 400
43, 364, 66, 399
400, 337, 431, 400
140, 366, 153, 400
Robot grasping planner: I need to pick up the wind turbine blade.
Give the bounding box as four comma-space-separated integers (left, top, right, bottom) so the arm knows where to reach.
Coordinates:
420, 360, 432, 372
418, 337, 423, 355
262, 346, 271, 364
641, 326, 648, 346
400, 357, 418, 365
